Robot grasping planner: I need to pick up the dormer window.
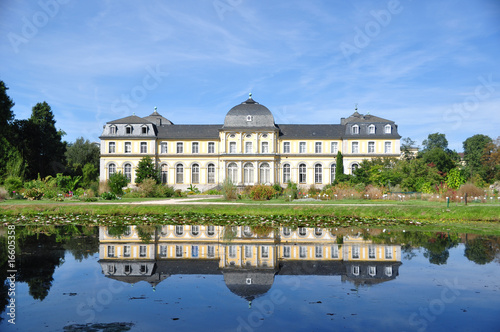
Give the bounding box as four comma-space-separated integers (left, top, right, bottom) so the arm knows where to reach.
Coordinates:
141, 126, 148, 134
246, 115, 252, 122
368, 124, 375, 134
385, 124, 392, 134
109, 126, 117, 135
352, 125, 359, 134
125, 125, 132, 134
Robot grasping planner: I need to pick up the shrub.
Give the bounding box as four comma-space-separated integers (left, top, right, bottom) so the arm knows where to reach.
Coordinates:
99, 181, 110, 195
24, 188, 44, 200
4, 176, 23, 197
458, 183, 484, 198
272, 183, 283, 195
108, 172, 129, 195
364, 185, 383, 199
138, 178, 157, 197
155, 184, 175, 198
206, 189, 221, 195
222, 178, 237, 200
250, 185, 276, 200
0, 187, 7, 201
174, 189, 183, 197
101, 192, 117, 200
284, 182, 298, 201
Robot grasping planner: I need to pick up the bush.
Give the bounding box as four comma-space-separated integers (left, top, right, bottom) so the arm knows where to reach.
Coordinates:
138, 178, 157, 197
272, 183, 283, 195
101, 192, 117, 200
4, 176, 23, 197
108, 172, 129, 195
174, 189, 183, 197
155, 184, 175, 198
24, 187, 44, 200
364, 185, 383, 199
458, 183, 484, 197
284, 182, 298, 201
0, 187, 7, 201
250, 185, 276, 200
222, 178, 237, 200
205, 189, 221, 195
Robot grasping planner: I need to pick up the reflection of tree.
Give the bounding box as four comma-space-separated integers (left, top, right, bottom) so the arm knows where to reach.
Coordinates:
422, 233, 459, 265
106, 226, 130, 239
250, 226, 274, 238
136, 225, 159, 243
464, 237, 498, 265
16, 231, 65, 301
63, 227, 98, 262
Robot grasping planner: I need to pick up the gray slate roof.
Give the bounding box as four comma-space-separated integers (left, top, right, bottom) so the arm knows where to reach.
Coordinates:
108, 115, 154, 125
223, 96, 276, 129
157, 124, 221, 139
277, 124, 345, 139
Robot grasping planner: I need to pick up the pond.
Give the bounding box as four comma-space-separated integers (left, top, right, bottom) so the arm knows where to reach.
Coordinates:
1, 225, 499, 331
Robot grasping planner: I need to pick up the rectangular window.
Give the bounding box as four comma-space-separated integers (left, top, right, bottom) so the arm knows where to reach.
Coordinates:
385, 246, 393, 259
315, 246, 323, 258
352, 245, 360, 259
160, 245, 168, 258
192, 142, 199, 154
176, 245, 183, 258
192, 245, 199, 258
177, 142, 183, 154
140, 264, 147, 273
126, 126, 132, 134
283, 142, 290, 153
385, 142, 392, 153
245, 142, 252, 154
283, 246, 291, 258
245, 245, 252, 258
109, 142, 115, 153
208, 164, 215, 184
299, 142, 306, 153
368, 142, 375, 153
229, 142, 236, 154
261, 142, 269, 153
107, 246, 115, 258
161, 142, 168, 154
140, 142, 147, 153
369, 246, 376, 259
208, 245, 215, 258
315, 142, 322, 153
125, 142, 131, 153
299, 246, 307, 258
139, 245, 147, 258
331, 142, 338, 154
261, 246, 269, 258
208, 142, 215, 153
352, 265, 360, 276
142, 126, 147, 134
124, 264, 131, 274
110, 126, 116, 134
229, 245, 237, 258
331, 245, 339, 259
352, 142, 359, 154
123, 245, 131, 258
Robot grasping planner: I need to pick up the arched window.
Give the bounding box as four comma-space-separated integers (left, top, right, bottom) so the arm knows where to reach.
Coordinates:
368, 124, 375, 134
351, 163, 359, 174
299, 163, 306, 184
207, 163, 215, 184
227, 163, 238, 184
352, 125, 359, 134
314, 164, 322, 184
243, 163, 254, 184
108, 163, 116, 177
283, 164, 291, 183
191, 164, 199, 184
176, 164, 184, 183
384, 124, 392, 134
298, 227, 307, 237
124, 163, 132, 181
330, 164, 336, 183
260, 162, 270, 184
161, 164, 168, 184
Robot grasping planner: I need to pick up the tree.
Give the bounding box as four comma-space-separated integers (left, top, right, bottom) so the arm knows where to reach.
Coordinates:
135, 156, 160, 184
65, 137, 100, 175
445, 167, 465, 189
0, 81, 20, 182
400, 137, 417, 160
14, 102, 66, 179
334, 151, 345, 183
82, 163, 98, 188
0, 80, 14, 134
481, 137, 500, 182
422, 147, 456, 175
108, 172, 129, 195
422, 132, 448, 151
463, 134, 492, 180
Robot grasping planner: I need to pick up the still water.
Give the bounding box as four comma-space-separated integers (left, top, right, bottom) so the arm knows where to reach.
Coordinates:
1, 225, 499, 331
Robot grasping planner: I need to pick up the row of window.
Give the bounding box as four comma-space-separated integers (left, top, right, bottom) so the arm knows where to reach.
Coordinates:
352, 141, 392, 154
107, 245, 148, 258
351, 124, 392, 135
109, 125, 150, 135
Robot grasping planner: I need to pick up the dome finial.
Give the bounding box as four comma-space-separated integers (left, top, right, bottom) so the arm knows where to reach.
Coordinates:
355, 103, 358, 111
154, 106, 157, 112
249, 92, 252, 99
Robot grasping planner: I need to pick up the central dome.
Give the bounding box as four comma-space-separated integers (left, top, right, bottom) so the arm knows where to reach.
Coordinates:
223, 94, 276, 129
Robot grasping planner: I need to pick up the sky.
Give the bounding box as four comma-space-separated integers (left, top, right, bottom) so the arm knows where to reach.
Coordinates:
1, 0, 499, 151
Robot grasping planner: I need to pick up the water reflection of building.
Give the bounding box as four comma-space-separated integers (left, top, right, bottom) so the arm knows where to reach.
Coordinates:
99, 226, 401, 299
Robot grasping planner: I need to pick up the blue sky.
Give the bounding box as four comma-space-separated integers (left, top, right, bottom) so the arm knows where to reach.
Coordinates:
1, 0, 499, 151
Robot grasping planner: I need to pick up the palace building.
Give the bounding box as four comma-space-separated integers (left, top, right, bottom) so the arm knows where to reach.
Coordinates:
99, 94, 401, 190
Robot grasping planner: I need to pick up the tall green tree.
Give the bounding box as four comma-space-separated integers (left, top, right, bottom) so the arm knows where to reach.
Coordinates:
422, 147, 456, 175
400, 137, 417, 160
463, 134, 492, 180
65, 137, 100, 174
334, 151, 345, 183
481, 137, 500, 182
135, 156, 160, 184
422, 132, 448, 151
13, 102, 66, 179
0, 80, 20, 182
